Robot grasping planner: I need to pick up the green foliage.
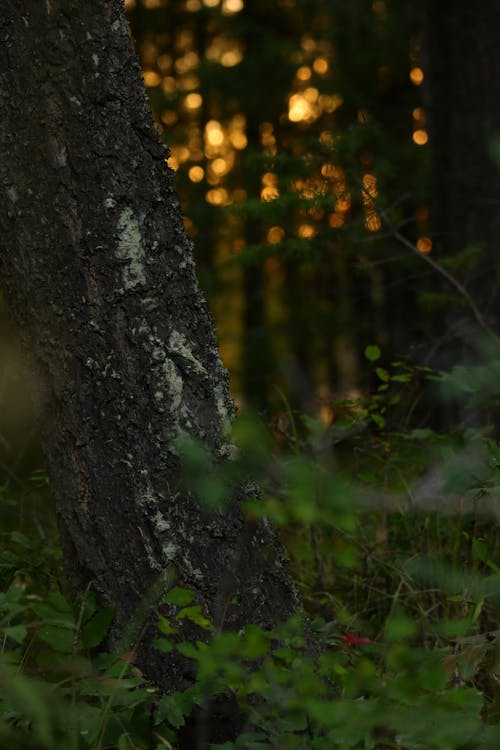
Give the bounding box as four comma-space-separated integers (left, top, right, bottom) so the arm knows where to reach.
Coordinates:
2, 355, 500, 748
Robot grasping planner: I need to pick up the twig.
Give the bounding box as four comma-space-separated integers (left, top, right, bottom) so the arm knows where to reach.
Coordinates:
391, 228, 499, 343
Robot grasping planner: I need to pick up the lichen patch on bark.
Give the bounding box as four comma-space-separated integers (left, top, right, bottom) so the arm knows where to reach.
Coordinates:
116, 207, 146, 290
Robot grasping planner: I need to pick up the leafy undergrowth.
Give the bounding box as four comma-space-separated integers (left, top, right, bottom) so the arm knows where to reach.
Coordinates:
1, 357, 500, 748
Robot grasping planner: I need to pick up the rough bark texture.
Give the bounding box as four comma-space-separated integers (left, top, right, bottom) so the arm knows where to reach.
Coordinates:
0, 0, 298, 693
426, 0, 500, 323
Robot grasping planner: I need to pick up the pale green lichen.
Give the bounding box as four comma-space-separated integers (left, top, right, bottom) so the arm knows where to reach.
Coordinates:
116, 208, 146, 289
139, 527, 163, 572
168, 330, 207, 375
137, 320, 184, 424
162, 542, 178, 563
161, 360, 183, 415
214, 381, 230, 425
152, 511, 170, 532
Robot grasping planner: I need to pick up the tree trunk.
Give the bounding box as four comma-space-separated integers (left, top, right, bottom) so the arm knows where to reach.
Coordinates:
426, 0, 500, 324
0, 0, 297, 693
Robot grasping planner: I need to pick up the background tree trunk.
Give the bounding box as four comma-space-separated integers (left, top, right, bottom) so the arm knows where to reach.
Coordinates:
426, 0, 500, 325
0, 0, 297, 693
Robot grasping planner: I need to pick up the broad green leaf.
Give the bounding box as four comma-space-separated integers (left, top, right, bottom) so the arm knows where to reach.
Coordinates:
82, 604, 115, 648
165, 588, 196, 607
364, 344, 381, 362
3, 624, 27, 644
38, 624, 74, 653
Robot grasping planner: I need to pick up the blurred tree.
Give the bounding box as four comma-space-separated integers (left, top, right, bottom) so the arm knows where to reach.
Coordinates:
0, 0, 297, 704
126, 0, 430, 412
426, 0, 500, 333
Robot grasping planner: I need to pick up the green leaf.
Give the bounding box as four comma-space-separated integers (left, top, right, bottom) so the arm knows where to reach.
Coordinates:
390, 373, 412, 383
156, 695, 186, 729
82, 604, 115, 648
38, 624, 74, 653
154, 638, 174, 654
4, 624, 27, 644
364, 344, 381, 362
165, 588, 196, 607
158, 616, 177, 636
375, 367, 389, 382
371, 413, 385, 429
176, 642, 200, 659
176, 605, 212, 630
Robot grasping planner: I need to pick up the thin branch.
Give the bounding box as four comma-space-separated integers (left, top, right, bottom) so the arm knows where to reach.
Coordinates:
391, 228, 499, 343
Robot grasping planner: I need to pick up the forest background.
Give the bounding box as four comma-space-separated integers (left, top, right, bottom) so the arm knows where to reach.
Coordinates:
0, 1, 499, 748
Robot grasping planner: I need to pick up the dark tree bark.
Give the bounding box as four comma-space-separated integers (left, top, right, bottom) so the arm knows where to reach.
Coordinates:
0, 0, 297, 693
426, 0, 500, 324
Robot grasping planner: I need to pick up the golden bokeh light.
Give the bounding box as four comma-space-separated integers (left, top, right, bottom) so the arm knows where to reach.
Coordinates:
188, 166, 205, 182
172, 146, 190, 164
184, 92, 203, 110
320, 130, 334, 145
262, 172, 278, 187
143, 70, 161, 87
212, 157, 229, 176
203, 0, 220, 6
206, 188, 230, 205
304, 87, 319, 102
301, 35, 316, 53
186, 0, 202, 9
410, 66, 424, 85
417, 236, 432, 254
296, 66, 312, 81
220, 48, 244, 67
321, 163, 336, 178
318, 94, 343, 113
143, 0, 163, 7
329, 212, 345, 228
288, 93, 316, 122
161, 110, 178, 126
230, 131, 248, 149
222, 0, 244, 13
298, 224, 316, 239
335, 194, 351, 213
413, 129, 428, 145
180, 75, 200, 91
168, 156, 179, 171
183, 216, 196, 235
261, 186, 280, 201
161, 77, 176, 94
260, 122, 276, 153
267, 226, 285, 244
361, 174, 380, 231
313, 57, 329, 75
205, 120, 225, 147
365, 213, 382, 232
157, 54, 172, 73
362, 173, 378, 200
124, 0, 136, 8
175, 51, 199, 74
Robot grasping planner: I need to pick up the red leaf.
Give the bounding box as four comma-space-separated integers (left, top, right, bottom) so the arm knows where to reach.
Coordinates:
344, 632, 374, 646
